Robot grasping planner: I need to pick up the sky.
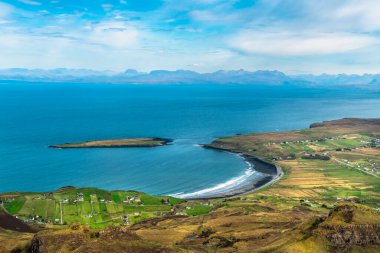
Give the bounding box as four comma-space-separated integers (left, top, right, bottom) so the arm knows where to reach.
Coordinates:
0, 0, 380, 74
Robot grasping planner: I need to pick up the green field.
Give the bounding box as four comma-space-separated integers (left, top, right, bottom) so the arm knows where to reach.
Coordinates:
0, 187, 185, 228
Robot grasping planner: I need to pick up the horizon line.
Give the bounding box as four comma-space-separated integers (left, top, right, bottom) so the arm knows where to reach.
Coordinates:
1, 68, 380, 76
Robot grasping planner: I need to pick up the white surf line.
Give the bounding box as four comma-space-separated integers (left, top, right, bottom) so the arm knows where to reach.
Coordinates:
170, 145, 282, 199
171, 166, 283, 199
172, 168, 257, 199
171, 152, 260, 199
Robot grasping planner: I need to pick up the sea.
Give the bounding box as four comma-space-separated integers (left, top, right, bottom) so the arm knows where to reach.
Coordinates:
1, 82, 380, 197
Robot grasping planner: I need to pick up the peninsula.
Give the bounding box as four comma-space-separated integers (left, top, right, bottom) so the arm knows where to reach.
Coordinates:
49, 137, 172, 149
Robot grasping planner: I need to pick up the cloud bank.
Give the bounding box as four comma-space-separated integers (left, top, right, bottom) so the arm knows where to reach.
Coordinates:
0, 0, 379, 74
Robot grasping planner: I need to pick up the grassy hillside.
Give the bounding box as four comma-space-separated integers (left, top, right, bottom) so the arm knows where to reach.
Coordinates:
1, 187, 185, 229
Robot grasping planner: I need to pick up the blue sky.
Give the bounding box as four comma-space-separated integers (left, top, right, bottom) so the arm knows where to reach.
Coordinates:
0, 0, 379, 74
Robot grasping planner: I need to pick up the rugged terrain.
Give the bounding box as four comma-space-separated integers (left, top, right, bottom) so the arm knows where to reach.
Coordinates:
1, 118, 380, 252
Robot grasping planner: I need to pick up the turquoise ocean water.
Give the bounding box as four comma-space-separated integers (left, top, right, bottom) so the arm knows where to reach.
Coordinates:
1, 82, 380, 196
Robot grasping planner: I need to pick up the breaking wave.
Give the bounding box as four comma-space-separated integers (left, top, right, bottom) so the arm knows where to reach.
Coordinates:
170, 160, 259, 199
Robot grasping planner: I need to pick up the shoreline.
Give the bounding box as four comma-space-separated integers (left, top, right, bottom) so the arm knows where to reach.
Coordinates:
173, 145, 283, 200
3, 140, 282, 200
0, 143, 282, 201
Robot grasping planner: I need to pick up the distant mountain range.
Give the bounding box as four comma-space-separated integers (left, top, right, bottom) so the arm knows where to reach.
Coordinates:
0, 68, 380, 89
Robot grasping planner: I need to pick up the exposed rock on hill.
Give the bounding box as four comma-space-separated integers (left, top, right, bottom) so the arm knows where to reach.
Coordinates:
314, 204, 380, 253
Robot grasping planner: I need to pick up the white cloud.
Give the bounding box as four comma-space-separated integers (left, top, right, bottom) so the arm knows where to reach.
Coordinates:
0, 3, 13, 27
229, 31, 378, 56
1, 0, 380, 74
87, 22, 139, 49
101, 4, 113, 11
17, 0, 42, 6
190, 10, 219, 22
332, 0, 380, 31
0, 33, 23, 48
195, 0, 223, 5
0, 2, 13, 18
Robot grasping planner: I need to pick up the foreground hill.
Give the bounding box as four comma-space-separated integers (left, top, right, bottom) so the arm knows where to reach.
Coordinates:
1, 118, 380, 252
3, 203, 378, 253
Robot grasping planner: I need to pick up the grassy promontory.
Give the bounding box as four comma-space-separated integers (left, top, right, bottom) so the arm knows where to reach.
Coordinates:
206, 118, 380, 202
49, 137, 172, 149
2, 118, 380, 252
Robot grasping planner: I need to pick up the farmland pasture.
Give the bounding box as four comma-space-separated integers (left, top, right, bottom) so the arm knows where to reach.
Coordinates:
1, 188, 184, 228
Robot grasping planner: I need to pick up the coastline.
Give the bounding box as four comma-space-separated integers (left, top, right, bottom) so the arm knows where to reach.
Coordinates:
173, 145, 283, 200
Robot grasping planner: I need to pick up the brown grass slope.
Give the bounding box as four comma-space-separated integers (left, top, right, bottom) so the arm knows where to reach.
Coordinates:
12, 202, 379, 253
284, 204, 380, 253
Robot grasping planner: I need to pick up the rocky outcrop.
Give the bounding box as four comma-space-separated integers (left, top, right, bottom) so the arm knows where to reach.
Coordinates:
28, 237, 43, 253
322, 224, 380, 250
313, 204, 380, 253
310, 122, 326, 128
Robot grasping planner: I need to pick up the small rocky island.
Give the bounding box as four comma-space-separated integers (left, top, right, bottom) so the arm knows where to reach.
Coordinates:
49, 137, 172, 149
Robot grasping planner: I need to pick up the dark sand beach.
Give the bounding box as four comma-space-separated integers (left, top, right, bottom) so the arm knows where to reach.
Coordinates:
175, 146, 283, 200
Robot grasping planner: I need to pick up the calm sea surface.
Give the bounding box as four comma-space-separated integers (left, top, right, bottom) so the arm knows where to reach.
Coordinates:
1, 82, 380, 195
